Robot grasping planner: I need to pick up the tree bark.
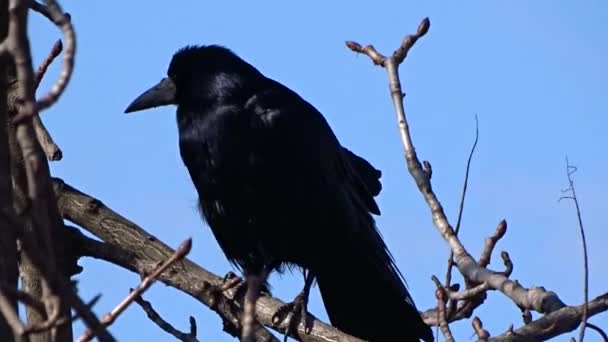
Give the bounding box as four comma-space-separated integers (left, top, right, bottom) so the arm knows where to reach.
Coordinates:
0, 0, 20, 340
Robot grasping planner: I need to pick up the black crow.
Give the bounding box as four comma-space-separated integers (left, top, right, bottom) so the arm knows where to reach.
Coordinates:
125, 45, 432, 342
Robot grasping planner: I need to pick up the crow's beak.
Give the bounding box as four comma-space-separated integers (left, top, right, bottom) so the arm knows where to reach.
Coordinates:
124, 77, 177, 113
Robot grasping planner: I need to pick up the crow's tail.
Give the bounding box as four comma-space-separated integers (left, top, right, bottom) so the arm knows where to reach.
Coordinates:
316, 243, 432, 342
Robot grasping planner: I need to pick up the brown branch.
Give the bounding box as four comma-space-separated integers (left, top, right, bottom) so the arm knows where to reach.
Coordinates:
0, 289, 26, 341
422, 291, 486, 327
0, 286, 46, 316
33, 39, 63, 161
472, 317, 490, 342
29, 1, 53, 23
500, 251, 513, 277
34, 39, 61, 87
3, 1, 113, 340
54, 178, 364, 342
449, 282, 489, 301
0, 2, 20, 340
478, 220, 507, 268
28, 0, 74, 114
432, 278, 454, 342
431, 276, 488, 303
134, 294, 199, 342
559, 158, 589, 342
76, 239, 192, 342
346, 17, 569, 319
489, 292, 608, 342
522, 309, 532, 325
32, 115, 60, 161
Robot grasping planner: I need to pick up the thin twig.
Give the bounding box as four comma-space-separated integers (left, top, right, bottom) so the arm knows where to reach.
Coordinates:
76, 238, 193, 342
34, 39, 62, 87
472, 317, 490, 342
134, 294, 199, 342
33, 39, 63, 161
559, 157, 589, 342
23, 0, 75, 115
478, 220, 507, 268
0, 289, 25, 339
432, 277, 454, 342
29, 1, 53, 22
586, 323, 608, 342
445, 114, 479, 286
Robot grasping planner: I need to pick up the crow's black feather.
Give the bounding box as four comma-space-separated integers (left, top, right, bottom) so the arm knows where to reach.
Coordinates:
126, 45, 432, 342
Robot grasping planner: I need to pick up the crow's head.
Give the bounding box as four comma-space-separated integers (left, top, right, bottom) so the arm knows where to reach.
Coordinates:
124, 45, 260, 113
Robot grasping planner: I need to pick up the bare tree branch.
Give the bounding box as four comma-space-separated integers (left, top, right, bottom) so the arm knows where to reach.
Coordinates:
54, 178, 364, 342
472, 317, 490, 342
431, 278, 454, 342
1, 1, 114, 340
134, 294, 199, 342
33, 39, 63, 161
76, 239, 192, 342
0, 289, 26, 341
26, 0, 74, 114
478, 220, 507, 268
489, 292, 608, 342
445, 114, 479, 287
586, 323, 607, 342
559, 158, 590, 342
0, 2, 20, 340
346, 16, 568, 318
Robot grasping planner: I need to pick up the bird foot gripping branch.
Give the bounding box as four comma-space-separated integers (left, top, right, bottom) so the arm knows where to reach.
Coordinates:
272, 271, 315, 341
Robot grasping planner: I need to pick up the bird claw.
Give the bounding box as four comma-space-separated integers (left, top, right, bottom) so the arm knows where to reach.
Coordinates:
272, 292, 313, 340
221, 271, 250, 302
209, 271, 247, 308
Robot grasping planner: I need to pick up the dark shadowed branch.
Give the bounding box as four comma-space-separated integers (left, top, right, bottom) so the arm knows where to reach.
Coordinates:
1, 0, 112, 340
445, 114, 479, 287
0, 2, 20, 340
134, 294, 199, 342
586, 323, 608, 342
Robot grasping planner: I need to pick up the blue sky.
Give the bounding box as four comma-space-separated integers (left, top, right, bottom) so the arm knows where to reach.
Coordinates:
28, 1, 607, 341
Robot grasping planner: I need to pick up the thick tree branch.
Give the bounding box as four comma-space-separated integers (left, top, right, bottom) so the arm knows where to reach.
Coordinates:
489, 292, 608, 342
0, 1, 19, 340
346, 16, 568, 318
54, 178, 363, 342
